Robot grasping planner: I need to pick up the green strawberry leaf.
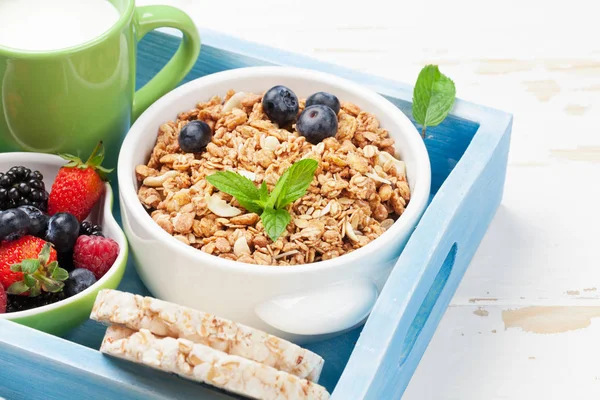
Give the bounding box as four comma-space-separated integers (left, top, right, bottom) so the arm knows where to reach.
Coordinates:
38, 243, 52, 265
23, 274, 36, 288
86, 141, 105, 167
7, 281, 29, 295
261, 208, 291, 242
51, 266, 69, 281
20, 259, 40, 274
28, 282, 41, 297
59, 141, 113, 181
10, 263, 22, 272
41, 280, 64, 293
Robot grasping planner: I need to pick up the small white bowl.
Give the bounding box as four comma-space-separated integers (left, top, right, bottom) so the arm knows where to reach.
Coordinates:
0, 153, 128, 335
118, 66, 430, 342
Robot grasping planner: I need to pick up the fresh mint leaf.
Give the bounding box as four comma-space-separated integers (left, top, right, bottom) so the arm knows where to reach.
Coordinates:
259, 181, 268, 203
235, 198, 264, 215
275, 159, 318, 208
253, 181, 269, 209
206, 171, 263, 214
261, 208, 291, 242
265, 169, 291, 209
412, 65, 456, 138
207, 160, 319, 243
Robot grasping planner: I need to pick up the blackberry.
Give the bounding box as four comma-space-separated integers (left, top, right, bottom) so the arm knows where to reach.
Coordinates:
57, 250, 75, 272
79, 221, 104, 237
5, 291, 66, 313
0, 166, 48, 211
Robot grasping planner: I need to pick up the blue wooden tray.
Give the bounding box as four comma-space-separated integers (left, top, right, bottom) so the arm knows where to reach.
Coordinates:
0, 29, 512, 400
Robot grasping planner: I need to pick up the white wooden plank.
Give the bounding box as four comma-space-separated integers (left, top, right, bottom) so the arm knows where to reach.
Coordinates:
404, 305, 600, 400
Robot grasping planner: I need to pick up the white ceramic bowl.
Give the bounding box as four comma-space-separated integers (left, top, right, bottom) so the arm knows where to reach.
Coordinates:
0, 153, 128, 336
118, 66, 430, 342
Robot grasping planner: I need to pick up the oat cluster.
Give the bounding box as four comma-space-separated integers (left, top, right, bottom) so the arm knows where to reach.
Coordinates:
135, 90, 411, 266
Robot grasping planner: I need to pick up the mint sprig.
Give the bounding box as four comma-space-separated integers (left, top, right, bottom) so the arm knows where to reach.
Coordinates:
261, 208, 292, 244
204, 171, 263, 214
207, 158, 318, 242
412, 65, 456, 138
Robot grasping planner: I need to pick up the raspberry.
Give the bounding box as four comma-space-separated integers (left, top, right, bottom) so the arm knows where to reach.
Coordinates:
0, 284, 6, 313
73, 235, 119, 279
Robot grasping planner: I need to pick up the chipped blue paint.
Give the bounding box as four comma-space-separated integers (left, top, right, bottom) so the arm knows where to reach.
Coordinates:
0, 29, 512, 400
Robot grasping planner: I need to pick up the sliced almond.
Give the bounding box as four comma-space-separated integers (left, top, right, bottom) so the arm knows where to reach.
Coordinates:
143, 171, 178, 187
319, 201, 333, 217
274, 250, 300, 260
206, 194, 242, 217
394, 160, 407, 179
222, 92, 247, 113
377, 152, 406, 178
233, 236, 251, 256
363, 145, 378, 158
365, 172, 392, 185
344, 221, 359, 242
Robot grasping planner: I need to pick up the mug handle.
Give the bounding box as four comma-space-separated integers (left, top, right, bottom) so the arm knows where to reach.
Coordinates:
132, 6, 201, 121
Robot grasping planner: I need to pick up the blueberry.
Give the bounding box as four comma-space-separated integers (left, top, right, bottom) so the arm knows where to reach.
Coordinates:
178, 120, 213, 153
18, 205, 48, 238
296, 105, 338, 144
262, 85, 299, 125
45, 212, 79, 252
306, 92, 341, 114
0, 208, 30, 241
64, 268, 97, 297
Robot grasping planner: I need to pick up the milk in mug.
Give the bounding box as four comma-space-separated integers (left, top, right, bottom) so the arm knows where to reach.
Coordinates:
0, 0, 120, 51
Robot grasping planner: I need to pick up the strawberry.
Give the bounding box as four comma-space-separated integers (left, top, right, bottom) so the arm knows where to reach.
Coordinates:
0, 284, 6, 313
48, 142, 113, 223
73, 235, 119, 279
0, 236, 68, 297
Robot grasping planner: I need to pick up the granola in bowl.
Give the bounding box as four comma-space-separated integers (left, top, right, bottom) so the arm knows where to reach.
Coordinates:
135, 88, 411, 266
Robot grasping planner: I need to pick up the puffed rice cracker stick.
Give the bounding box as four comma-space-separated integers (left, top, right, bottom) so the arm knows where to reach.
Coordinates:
91, 289, 324, 382
101, 326, 330, 400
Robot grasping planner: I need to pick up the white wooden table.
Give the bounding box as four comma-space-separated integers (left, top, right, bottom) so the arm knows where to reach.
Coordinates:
140, 1, 600, 397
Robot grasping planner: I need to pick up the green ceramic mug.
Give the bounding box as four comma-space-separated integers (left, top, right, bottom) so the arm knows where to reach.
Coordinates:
0, 0, 200, 168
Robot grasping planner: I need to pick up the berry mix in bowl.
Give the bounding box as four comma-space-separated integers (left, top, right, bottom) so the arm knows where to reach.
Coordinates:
118, 67, 430, 341
0, 146, 127, 336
